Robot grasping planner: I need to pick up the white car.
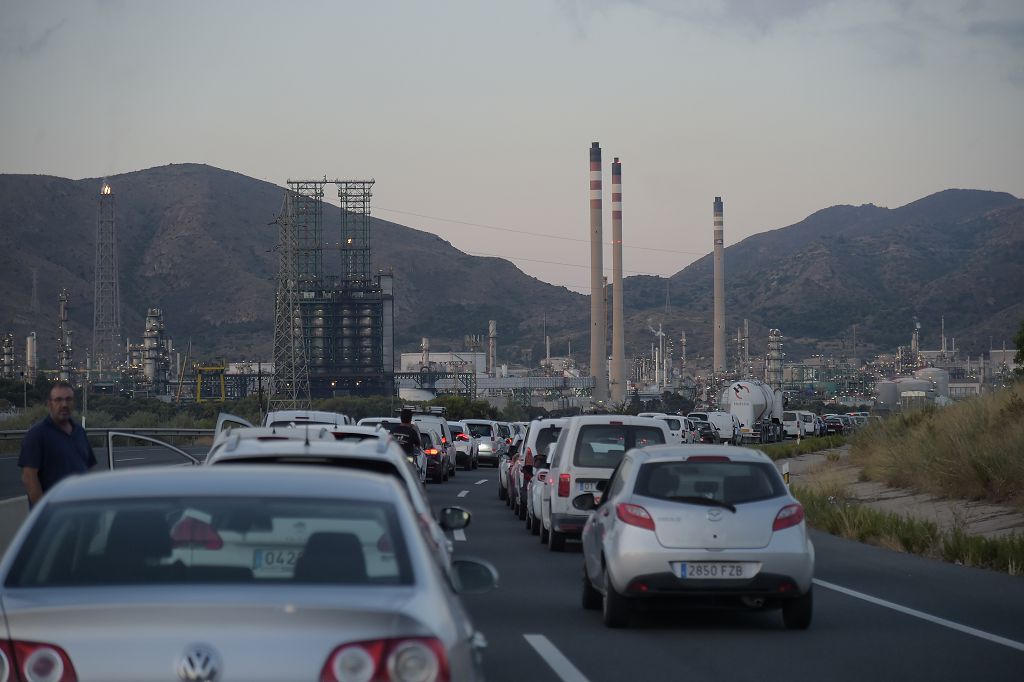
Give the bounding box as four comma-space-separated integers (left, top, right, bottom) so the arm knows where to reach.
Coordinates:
516, 418, 566, 525
263, 409, 352, 428
542, 415, 671, 551
462, 419, 503, 467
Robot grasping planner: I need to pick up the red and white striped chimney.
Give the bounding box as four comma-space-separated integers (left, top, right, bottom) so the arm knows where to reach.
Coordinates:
610, 157, 625, 404
589, 142, 608, 402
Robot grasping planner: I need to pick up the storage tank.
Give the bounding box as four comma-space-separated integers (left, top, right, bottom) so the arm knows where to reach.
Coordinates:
875, 380, 899, 411
914, 367, 949, 398
721, 379, 780, 442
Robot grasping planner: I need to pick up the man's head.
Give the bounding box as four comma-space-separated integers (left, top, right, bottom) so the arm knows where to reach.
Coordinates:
47, 381, 74, 424
400, 408, 413, 424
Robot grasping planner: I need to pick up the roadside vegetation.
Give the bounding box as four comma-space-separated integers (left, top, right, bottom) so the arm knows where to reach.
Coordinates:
750, 435, 847, 461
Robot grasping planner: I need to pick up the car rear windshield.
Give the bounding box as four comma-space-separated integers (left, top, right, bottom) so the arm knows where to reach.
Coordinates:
464, 423, 493, 438
635, 460, 786, 505
449, 425, 465, 436
659, 418, 682, 431
783, 412, 796, 421
6, 496, 414, 588
534, 427, 562, 457
573, 425, 665, 468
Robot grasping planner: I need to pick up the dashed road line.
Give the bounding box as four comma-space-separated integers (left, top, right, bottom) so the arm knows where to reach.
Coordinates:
814, 579, 1024, 653
475, 479, 488, 485
453, 529, 467, 542
457, 490, 469, 498
523, 634, 591, 682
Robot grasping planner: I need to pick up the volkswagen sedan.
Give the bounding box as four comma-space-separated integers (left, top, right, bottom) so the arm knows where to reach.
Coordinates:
0, 466, 496, 681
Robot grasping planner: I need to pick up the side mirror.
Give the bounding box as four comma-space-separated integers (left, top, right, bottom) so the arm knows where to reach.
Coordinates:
451, 558, 499, 594
438, 506, 471, 531
573, 493, 597, 511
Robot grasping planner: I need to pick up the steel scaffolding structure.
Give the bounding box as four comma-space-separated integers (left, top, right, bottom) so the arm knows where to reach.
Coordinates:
93, 184, 122, 370
339, 181, 374, 283
269, 191, 312, 410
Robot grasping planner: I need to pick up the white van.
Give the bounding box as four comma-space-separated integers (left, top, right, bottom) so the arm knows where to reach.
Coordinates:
688, 411, 740, 445
542, 415, 670, 551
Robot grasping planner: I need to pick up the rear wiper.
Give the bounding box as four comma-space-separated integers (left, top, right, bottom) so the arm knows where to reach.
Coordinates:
662, 496, 737, 513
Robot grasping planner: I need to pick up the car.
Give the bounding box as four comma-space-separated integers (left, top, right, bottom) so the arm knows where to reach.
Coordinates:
448, 421, 479, 470
0, 465, 497, 681
541, 415, 671, 551
263, 409, 352, 428
511, 418, 566, 522
577, 444, 815, 629
498, 440, 519, 503
205, 430, 449, 565
823, 416, 845, 435
420, 430, 452, 484
688, 411, 740, 444
356, 417, 427, 482
411, 409, 457, 481
461, 419, 503, 467
692, 419, 719, 444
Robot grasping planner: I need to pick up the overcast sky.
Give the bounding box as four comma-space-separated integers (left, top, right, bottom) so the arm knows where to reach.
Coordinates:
2, 0, 1022, 292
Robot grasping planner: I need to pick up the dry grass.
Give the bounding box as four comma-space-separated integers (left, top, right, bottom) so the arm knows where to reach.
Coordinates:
850, 382, 1024, 510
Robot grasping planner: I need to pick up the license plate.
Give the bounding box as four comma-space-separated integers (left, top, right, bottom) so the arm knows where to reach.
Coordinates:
577, 481, 601, 492
253, 548, 302, 572
672, 562, 756, 579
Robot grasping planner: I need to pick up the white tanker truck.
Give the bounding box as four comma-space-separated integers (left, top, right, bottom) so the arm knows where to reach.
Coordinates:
720, 379, 784, 443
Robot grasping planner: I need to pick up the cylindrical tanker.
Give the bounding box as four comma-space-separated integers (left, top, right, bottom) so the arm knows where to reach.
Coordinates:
875, 380, 899, 411
914, 367, 949, 398
720, 379, 784, 443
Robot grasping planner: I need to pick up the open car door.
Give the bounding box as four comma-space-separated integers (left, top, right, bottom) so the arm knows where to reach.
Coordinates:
215, 412, 254, 438
105, 431, 201, 470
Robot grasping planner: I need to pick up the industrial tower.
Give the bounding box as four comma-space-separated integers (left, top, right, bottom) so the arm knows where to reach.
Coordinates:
93, 184, 122, 371
57, 289, 73, 382
269, 191, 312, 410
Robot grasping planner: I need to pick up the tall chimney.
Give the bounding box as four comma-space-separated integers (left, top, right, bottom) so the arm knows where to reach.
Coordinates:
713, 196, 725, 377
589, 143, 608, 402
487, 320, 497, 377
610, 157, 626, 404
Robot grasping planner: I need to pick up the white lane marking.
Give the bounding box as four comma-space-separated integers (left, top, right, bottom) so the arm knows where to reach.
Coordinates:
475, 479, 487, 485
814, 579, 1024, 653
523, 634, 591, 682
453, 529, 467, 542
0, 496, 26, 506
457, 490, 469, 498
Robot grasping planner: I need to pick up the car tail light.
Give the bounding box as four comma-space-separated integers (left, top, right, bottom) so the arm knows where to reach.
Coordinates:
441, 436, 448, 445
424, 448, 440, 456
525, 447, 533, 464
772, 503, 805, 531
0, 641, 78, 682
171, 516, 224, 550
505, 438, 512, 445
616, 503, 655, 531
686, 455, 730, 462
321, 637, 449, 682
557, 473, 570, 497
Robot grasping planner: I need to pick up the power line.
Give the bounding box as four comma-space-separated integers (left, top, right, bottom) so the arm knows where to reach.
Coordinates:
375, 206, 708, 258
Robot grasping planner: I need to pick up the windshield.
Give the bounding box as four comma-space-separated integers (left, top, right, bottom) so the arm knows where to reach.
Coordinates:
465, 423, 493, 438
6, 497, 413, 587
636, 461, 786, 505
573, 424, 666, 468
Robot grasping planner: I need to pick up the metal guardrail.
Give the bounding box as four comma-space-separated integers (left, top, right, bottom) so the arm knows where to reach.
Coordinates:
0, 428, 215, 442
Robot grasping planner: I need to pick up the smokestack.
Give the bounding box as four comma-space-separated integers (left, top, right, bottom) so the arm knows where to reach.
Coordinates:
610, 157, 625, 404
589, 143, 608, 402
487, 320, 497, 377
713, 196, 725, 376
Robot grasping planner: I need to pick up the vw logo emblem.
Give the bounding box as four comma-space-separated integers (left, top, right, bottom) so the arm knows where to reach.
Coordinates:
707, 509, 723, 522
177, 644, 221, 682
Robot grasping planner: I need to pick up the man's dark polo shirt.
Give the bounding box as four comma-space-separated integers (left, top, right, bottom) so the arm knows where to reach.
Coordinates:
18, 416, 97, 494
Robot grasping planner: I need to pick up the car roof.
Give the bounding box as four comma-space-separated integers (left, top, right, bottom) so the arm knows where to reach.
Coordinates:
264, 410, 349, 425
629, 444, 776, 465
207, 436, 405, 465
43, 464, 404, 504
566, 415, 671, 426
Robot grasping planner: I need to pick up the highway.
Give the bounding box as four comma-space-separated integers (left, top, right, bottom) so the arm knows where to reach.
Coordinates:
0, 450, 1021, 680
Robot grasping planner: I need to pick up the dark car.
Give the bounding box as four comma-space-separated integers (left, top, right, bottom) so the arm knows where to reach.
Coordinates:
824, 416, 845, 435
693, 419, 719, 443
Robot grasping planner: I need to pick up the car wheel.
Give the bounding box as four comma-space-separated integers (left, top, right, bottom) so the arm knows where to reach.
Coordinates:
517, 494, 527, 521
540, 522, 549, 544
433, 468, 445, 484
782, 587, 813, 630
449, 461, 455, 478
548, 526, 566, 552
582, 564, 602, 611
525, 509, 533, 531
531, 513, 541, 535
602, 570, 630, 628
498, 482, 507, 501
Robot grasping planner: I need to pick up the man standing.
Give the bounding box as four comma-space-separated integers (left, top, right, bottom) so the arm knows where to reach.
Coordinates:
389, 407, 422, 456
19, 381, 97, 507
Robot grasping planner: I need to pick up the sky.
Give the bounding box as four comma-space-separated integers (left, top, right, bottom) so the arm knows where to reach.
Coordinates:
2, 0, 1022, 293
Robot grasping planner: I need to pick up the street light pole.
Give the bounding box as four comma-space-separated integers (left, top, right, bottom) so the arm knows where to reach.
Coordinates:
21, 372, 26, 412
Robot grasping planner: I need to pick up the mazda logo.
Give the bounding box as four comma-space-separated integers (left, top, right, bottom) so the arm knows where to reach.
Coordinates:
707, 509, 723, 522
177, 645, 221, 682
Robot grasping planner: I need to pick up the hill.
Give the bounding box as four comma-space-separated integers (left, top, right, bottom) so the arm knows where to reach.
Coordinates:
1, 164, 1020, 371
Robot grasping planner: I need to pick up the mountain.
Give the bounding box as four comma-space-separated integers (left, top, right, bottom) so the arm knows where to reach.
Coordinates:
1, 164, 1021, 373
0, 164, 586, 366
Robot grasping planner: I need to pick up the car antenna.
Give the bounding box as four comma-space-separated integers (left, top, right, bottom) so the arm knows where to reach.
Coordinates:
305, 424, 310, 446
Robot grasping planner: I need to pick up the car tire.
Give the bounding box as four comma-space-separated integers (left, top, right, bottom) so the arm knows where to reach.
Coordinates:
531, 513, 541, 535
582, 564, 602, 610
602, 570, 630, 628
540, 522, 549, 544
782, 587, 813, 630
548, 526, 566, 552
517, 494, 527, 521
525, 509, 533, 531
498, 482, 507, 501
433, 468, 445, 484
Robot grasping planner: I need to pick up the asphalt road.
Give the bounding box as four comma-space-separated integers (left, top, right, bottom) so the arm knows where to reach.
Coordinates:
426, 465, 1024, 682
0, 450, 1021, 680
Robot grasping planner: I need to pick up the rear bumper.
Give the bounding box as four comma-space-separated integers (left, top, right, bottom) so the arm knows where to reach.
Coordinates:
550, 512, 588, 537
615, 570, 811, 608
455, 450, 474, 465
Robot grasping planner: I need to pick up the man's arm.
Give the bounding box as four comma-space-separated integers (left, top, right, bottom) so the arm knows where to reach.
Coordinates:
21, 467, 43, 506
